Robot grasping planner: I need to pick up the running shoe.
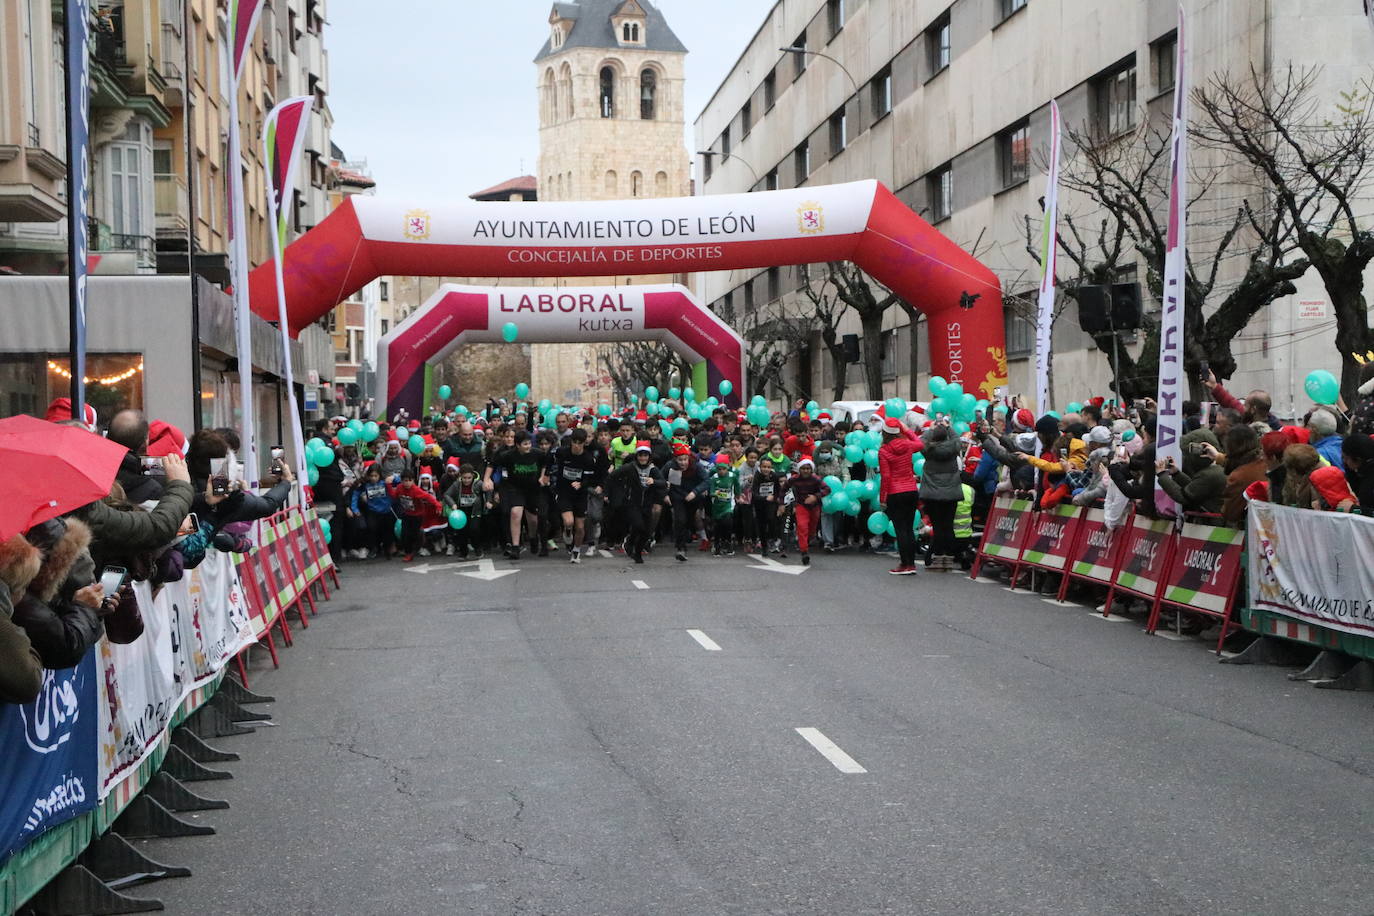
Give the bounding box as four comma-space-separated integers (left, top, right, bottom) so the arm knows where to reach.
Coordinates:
888, 565, 918, 576
801, 553, 810, 565
570, 548, 581, 565
675, 550, 687, 562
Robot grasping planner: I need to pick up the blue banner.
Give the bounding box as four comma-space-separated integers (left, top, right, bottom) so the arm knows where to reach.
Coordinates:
64, 0, 91, 410
0, 651, 99, 864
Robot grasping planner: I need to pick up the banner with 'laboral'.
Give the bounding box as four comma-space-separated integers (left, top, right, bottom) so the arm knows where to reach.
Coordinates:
1248, 500, 1374, 637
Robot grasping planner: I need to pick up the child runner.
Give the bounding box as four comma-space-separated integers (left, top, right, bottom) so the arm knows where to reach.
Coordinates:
607, 442, 665, 564
442, 464, 485, 558
752, 456, 784, 557
782, 458, 829, 565
549, 428, 604, 563
417, 472, 448, 556
709, 454, 741, 556
349, 465, 395, 559
388, 469, 442, 562
666, 443, 709, 562
736, 447, 759, 551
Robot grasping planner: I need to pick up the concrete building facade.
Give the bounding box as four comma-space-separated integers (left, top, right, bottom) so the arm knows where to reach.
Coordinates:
694, 0, 1372, 416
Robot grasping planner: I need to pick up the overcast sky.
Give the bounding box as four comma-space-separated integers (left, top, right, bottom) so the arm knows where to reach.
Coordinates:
324, 0, 773, 201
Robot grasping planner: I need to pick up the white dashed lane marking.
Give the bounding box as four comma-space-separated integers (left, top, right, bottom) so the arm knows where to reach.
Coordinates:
795, 727, 868, 774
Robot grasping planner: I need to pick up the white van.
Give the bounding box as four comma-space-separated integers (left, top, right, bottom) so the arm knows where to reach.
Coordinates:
827, 400, 929, 428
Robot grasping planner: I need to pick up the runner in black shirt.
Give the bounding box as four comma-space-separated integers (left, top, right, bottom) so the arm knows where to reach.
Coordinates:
483, 431, 548, 559
548, 428, 605, 564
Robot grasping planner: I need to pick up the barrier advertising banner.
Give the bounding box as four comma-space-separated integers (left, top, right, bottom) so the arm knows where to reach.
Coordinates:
1113, 516, 1176, 599
980, 497, 1032, 562
1019, 504, 1079, 571
1249, 500, 1374, 637
0, 655, 99, 862
1068, 508, 1123, 584
1161, 522, 1245, 616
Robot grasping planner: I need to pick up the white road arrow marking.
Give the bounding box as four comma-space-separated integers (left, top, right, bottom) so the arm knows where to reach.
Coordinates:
403, 562, 469, 575
458, 558, 519, 581
746, 554, 809, 575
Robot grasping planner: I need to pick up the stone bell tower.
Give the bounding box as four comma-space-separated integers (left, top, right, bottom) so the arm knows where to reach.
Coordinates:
531, 0, 691, 403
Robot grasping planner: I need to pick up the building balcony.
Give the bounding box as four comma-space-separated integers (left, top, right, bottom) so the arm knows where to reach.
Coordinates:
154, 174, 189, 236
160, 23, 186, 106
89, 218, 157, 273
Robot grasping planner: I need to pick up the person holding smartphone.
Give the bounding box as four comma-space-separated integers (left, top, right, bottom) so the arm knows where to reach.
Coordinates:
6, 518, 108, 670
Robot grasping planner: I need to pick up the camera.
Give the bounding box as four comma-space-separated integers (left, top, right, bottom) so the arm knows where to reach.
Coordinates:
141, 456, 164, 476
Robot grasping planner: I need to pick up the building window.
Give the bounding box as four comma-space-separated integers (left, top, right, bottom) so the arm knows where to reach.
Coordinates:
1154, 31, 1177, 93
604, 170, 617, 195
1093, 58, 1137, 139
998, 0, 1028, 21
741, 99, 752, 136
599, 66, 615, 118
640, 69, 657, 119
764, 69, 777, 110
765, 168, 778, 191
1004, 306, 1034, 357
871, 66, 892, 120
703, 154, 712, 181
829, 107, 847, 158
721, 124, 731, 157
551, 26, 562, 48
928, 163, 952, 222
998, 121, 1029, 188
744, 278, 755, 308
795, 140, 810, 182
380, 319, 389, 335
927, 11, 951, 75
655, 171, 668, 196
792, 31, 808, 82
379, 280, 389, 301
767, 267, 781, 303
827, 0, 845, 39
107, 140, 146, 237
631, 171, 643, 197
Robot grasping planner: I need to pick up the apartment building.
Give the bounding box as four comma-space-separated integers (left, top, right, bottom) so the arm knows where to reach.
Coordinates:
694, 0, 1370, 414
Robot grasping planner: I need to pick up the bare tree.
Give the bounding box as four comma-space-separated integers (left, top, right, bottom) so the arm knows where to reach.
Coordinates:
1036, 115, 1309, 401
602, 341, 693, 405
712, 291, 812, 401
822, 262, 899, 399
797, 264, 853, 401
1194, 65, 1374, 402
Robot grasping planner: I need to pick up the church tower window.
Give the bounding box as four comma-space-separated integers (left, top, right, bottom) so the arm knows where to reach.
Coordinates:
631, 171, 643, 197
640, 69, 657, 120
600, 67, 615, 118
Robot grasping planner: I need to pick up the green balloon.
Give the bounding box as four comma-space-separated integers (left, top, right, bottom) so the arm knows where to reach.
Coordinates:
830, 492, 851, 514
844, 443, 864, 463
502, 322, 519, 343
929, 375, 948, 397
668, 387, 681, 400
307, 465, 320, 486
844, 479, 865, 500
822, 475, 842, 492
346, 419, 364, 433
867, 511, 891, 536
437, 385, 452, 400
456, 405, 469, 417
394, 519, 403, 539
336, 427, 358, 446
1304, 369, 1340, 405
598, 404, 613, 416
719, 380, 733, 397
751, 395, 766, 407
863, 449, 880, 469
682, 387, 695, 402
1065, 401, 1083, 414
310, 445, 335, 467
408, 434, 425, 455
645, 386, 659, 402
320, 518, 332, 544
448, 509, 468, 530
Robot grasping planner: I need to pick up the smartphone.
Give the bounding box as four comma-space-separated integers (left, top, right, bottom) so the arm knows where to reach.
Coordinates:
141, 456, 164, 476
1198, 360, 1210, 383
98, 566, 127, 595
270, 446, 285, 460
209, 458, 230, 495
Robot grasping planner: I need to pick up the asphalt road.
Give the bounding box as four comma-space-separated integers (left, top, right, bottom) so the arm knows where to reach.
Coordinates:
135, 547, 1374, 916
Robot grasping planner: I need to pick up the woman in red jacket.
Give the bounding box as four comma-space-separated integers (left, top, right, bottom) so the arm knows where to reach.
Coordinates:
878, 416, 924, 575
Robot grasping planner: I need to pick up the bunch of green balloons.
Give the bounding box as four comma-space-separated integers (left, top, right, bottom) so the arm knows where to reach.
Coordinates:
926, 376, 990, 435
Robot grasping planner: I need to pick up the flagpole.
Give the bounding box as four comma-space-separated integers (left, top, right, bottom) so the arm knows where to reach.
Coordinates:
62, 0, 92, 418
184, 0, 204, 430
1034, 100, 1061, 416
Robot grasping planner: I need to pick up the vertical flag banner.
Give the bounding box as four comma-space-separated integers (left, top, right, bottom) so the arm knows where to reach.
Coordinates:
226, 0, 267, 484
63, 0, 92, 417
1035, 100, 1062, 415
1155, 4, 1188, 518
264, 96, 316, 492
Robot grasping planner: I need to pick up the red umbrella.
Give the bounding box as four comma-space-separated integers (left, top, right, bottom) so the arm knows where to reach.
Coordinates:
0, 414, 127, 541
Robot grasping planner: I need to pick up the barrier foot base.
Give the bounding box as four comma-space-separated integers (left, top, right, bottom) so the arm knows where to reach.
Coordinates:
162, 745, 232, 782
1218, 635, 1312, 667
146, 772, 230, 813
1289, 650, 1359, 683
26, 864, 164, 915
184, 703, 253, 739
1313, 659, 1374, 692
171, 729, 240, 762
79, 832, 191, 890
112, 796, 215, 840
209, 692, 272, 722
218, 677, 275, 705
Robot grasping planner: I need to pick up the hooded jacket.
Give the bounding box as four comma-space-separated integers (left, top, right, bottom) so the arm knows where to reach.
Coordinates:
0, 543, 44, 703
8, 519, 103, 670
1157, 428, 1226, 515
74, 479, 194, 573
919, 426, 964, 502
878, 427, 922, 503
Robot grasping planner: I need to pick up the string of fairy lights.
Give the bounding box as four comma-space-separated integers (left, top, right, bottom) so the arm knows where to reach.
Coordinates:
46, 360, 144, 387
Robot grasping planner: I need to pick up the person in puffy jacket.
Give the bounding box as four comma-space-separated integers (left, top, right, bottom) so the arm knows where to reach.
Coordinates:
877, 417, 923, 575
8, 519, 106, 670
0, 551, 44, 702
920, 422, 964, 570
1157, 428, 1226, 515
1220, 425, 1268, 527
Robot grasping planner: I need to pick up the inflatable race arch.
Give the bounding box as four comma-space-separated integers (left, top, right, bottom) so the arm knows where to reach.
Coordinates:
378, 284, 745, 419
248, 179, 1009, 401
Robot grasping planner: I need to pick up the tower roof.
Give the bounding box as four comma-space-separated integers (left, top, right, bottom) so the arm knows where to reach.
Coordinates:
535, 0, 686, 62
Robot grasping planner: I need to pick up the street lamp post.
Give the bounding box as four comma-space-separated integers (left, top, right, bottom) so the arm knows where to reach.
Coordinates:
696, 149, 761, 188
779, 46, 859, 95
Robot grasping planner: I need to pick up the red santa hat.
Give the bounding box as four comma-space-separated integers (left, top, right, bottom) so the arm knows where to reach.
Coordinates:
635, 410, 649, 422
714, 453, 732, 465
145, 420, 189, 457
881, 416, 905, 435
446, 457, 462, 469
817, 412, 832, 422
1311, 466, 1357, 509
1086, 396, 1106, 408
407, 420, 421, 430
635, 440, 652, 454
1012, 408, 1035, 432
672, 443, 691, 456
44, 397, 97, 431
